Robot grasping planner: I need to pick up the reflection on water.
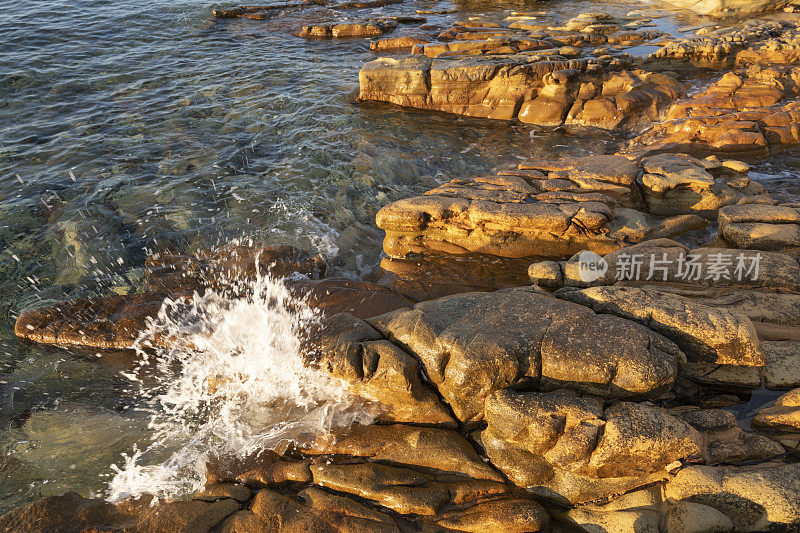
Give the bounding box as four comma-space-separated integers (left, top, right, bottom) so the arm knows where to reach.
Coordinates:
0, 0, 795, 512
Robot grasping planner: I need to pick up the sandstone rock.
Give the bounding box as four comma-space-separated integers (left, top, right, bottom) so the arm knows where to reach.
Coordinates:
661, 0, 786, 16
308, 313, 455, 427
0, 492, 137, 533
296, 486, 399, 532
627, 66, 800, 156
481, 388, 777, 504
666, 501, 735, 533
359, 53, 682, 129
205, 449, 313, 487
753, 388, 800, 434
378, 254, 533, 301
369, 288, 684, 422
638, 153, 766, 217
192, 483, 251, 503
370, 35, 428, 51
298, 20, 397, 38
555, 286, 766, 366
559, 240, 800, 291
376, 165, 706, 261
249, 489, 335, 532
719, 203, 800, 252
305, 424, 504, 481
665, 464, 800, 530
137, 498, 241, 533
434, 497, 550, 532
763, 341, 800, 388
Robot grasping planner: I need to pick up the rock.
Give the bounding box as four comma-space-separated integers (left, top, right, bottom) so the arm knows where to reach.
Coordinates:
753, 388, 800, 434
205, 449, 313, 487
308, 460, 547, 527
566, 507, 662, 533
638, 153, 766, 217
359, 54, 682, 128
249, 489, 336, 532
661, 0, 786, 16
665, 464, 800, 530
218, 510, 271, 533
763, 341, 800, 388
298, 20, 397, 38
627, 66, 800, 156
555, 286, 766, 366
369, 288, 684, 422
719, 203, 800, 252
137, 498, 241, 533
192, 483, 251, 503
0, 492, 137, 533
481, 389, 778, 504
376, 163, 706, 261
14, 291, 173, 350
370, 35, 428, 51
528, 260, 563, 288
377, 254, 533, 302
666, 501, 735, 533
305, 424, 504, 481
296, 486, 400, 532
434, 497, 550, 532
292, 279, 415, 319
308, 313, 455, 427
557, 240, 800, 291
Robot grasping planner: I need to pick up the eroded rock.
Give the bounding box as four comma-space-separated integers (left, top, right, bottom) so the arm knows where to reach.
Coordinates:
369, 288, 684, 422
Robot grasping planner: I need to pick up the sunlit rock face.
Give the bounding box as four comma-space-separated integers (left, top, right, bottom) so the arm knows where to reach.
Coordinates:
662, 0, 787, 16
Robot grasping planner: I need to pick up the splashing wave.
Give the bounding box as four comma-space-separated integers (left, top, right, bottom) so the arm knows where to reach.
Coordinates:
107, 260, 367, 502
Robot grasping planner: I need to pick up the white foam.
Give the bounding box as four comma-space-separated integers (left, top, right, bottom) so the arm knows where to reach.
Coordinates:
107, 257, 367, 502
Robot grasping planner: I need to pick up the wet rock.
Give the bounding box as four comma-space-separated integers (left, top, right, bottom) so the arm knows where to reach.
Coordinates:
249, 488, 336, 532
369, 288, 684, 422
376, 163, 706, 261
296, 486, 400, 532
0, 492, 137, 533
298, 19, 397, 38
377, 254, 533, 301
309, 313, 455, 427
192, 483, 251, 503
292, 279, 415, 319
665, 463, 800, 530
308, 460, 549, 528
627, 66, 800, 156
305, 424, 503, 481
639, 153, 767, 217
555, 286, 766, 366
481, 388, 778, 504
359, 54, 683, 129
434, 497, 550, 532
14, 291, 174, 350
370, 35, 429, 51
206, 449, 313, 487
137, 498, 241, 533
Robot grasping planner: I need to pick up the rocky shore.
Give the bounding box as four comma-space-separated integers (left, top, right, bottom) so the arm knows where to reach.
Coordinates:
5, 0, 800, 531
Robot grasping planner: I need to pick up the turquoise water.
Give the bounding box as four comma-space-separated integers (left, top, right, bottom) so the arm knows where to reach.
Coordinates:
0, 0, 794, 512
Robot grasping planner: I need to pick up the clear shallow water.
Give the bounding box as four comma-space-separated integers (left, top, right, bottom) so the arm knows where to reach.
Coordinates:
0, 0, 794, 512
